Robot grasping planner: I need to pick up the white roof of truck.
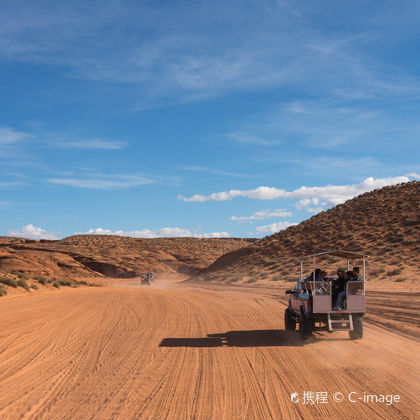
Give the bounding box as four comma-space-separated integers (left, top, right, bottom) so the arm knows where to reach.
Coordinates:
302, 250, 368, 260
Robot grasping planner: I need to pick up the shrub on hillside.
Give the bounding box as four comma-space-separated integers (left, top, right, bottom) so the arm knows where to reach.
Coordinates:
17, 279, 30, 291
58, 279, 72, 287
0, 276, 18, 288
386, 268, 403, 276
18, 272, 29, 280
34, 275, 48, 285
76, 280, 88, 286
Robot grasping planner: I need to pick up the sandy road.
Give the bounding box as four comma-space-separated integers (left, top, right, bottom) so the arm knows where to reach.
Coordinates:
0, 280, 418, 420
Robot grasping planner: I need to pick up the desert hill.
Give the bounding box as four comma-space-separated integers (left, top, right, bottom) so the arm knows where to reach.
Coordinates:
193, 181, 419, 287
0, 235, 254, 283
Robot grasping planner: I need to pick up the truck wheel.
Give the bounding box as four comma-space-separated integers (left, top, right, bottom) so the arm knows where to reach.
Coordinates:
284, 308, 296, 331
299, 313, 313, 340
349, 316, 363, 340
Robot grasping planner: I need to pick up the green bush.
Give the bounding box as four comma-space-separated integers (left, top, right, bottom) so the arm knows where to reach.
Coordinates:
395, 277, 407, 282
34, 275, 48, 285
76, 280, 88, 286
0, 276, 18, 288
0, 287, 7, 297
59, 280, 72, 287
17, 279, 30, 291
12, 270, 29, 280
53, 282, 60, 288
386, 268, 403, 276
30, 284, 39, 290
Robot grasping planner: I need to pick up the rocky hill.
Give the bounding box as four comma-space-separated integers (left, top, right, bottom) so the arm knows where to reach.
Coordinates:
0, 235, 254, 281
192, 181, 419, 287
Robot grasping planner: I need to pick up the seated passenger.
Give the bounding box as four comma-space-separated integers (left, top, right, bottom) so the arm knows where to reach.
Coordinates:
319, 270, 328, 280
314, 270, 330, 295
304, 268, 322, 281
333, 270, 352, 310
332, 268, 346, 309
352, 266, 361, 280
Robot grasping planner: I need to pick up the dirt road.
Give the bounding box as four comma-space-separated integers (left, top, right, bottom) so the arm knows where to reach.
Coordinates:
0, 280, 418, 419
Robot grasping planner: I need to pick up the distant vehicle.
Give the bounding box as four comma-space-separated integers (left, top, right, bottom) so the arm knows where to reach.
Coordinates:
140, 272, 154, 286
285, 250, 367, 340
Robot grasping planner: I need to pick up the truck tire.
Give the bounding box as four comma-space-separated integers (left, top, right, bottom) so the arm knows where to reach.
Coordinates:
284, 308, 296, 331
299, 312, 313, 340
349, 316, 363, 340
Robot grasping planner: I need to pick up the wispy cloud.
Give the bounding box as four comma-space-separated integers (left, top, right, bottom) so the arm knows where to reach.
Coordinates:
227, 132, 272, 146
0, 127, 30, 144
230, 209, 292, 222
7, 224, 58, 240
48, 174, 154, 189
82, 227, 229, 239
2, 1, 419, 106
58, 139, 127, 150
182, 165, 251, 178
0, 181, 23, 188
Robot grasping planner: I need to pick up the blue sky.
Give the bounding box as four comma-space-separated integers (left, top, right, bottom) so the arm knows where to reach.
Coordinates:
1, 0, 419, 239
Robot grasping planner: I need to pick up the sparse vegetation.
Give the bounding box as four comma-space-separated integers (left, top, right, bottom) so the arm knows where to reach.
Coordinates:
387, 268, 403, 276
34, 275, 48, 285
58, 279, 72, 287
76, 280, 88, 286
17, 279, 30, 291
0, 276, 18, 288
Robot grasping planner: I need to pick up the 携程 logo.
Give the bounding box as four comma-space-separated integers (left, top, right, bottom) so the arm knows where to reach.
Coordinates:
290, 392, 299, 403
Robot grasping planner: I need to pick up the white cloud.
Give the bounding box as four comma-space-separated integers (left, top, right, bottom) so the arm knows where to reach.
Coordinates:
407, 172, 420, 180
230, 209, 292, 221
59, 139, 127, 150
199, 232, 229, 238
7, 224, 58, 240
48, 174, 154, 189
179, 176, 410, 210
82, 227, 229, 239
295, 198, 323, 213
256, 221, 297, 234
0, 127, 30, 144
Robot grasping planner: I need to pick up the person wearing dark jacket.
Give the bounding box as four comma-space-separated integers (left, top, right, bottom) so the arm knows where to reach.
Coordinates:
332, 268, 347, 309
333, 270, 353, 310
